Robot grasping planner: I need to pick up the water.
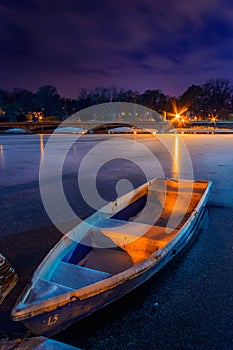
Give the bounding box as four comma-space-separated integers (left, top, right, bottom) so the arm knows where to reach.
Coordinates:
0, 134, 232, 349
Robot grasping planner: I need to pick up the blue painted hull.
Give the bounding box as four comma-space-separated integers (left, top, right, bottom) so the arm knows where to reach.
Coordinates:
21, 205, 206, 337
5, 336, 81, 350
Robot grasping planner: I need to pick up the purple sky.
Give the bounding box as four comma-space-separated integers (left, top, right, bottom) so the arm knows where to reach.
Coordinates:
0, 0, 233, 98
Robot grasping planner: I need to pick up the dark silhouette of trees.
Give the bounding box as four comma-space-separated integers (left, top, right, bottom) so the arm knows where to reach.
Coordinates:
177, 79, 233, 119
178, 85, 203, 117
11, 88, 34, 115
34, 85, 62, 117
0, 78, 232, 121
200, 79, 233, 119
138, 89, 167, 113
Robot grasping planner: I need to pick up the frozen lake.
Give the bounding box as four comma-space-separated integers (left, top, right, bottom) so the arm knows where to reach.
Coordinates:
0, 134, 232, 349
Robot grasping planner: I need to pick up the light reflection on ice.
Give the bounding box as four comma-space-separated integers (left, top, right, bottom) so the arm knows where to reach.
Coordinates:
40, 134, 44, 158
172, 135, 180, 177
0, 144, 4, 169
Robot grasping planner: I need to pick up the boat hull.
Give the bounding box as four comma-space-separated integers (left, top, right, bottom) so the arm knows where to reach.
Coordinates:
2, 336, 81, 349
20, 203, 207, 336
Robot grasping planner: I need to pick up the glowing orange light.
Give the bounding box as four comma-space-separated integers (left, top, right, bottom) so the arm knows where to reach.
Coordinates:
168, 101, 188, 123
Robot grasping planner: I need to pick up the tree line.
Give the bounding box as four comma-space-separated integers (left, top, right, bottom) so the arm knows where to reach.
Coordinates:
0, 78, 232, 122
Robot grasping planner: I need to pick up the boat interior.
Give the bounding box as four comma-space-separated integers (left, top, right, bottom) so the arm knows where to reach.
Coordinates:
25, 179, 209, 303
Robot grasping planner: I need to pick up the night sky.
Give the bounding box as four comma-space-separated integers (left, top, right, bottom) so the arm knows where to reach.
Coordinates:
0, 0, 233, 98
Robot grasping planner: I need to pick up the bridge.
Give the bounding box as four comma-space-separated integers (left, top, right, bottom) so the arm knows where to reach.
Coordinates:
0, 120, 168, 133
0, 120, 233, 134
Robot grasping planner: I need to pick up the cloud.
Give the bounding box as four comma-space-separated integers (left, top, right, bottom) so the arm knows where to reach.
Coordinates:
0, 0, 232, 96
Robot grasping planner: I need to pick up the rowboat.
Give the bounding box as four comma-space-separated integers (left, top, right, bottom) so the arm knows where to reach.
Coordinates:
0, 253, 18, 304
11, 178, 211, 336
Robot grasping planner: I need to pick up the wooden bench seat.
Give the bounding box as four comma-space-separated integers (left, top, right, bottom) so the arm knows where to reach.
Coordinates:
50, 261, 111, 289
